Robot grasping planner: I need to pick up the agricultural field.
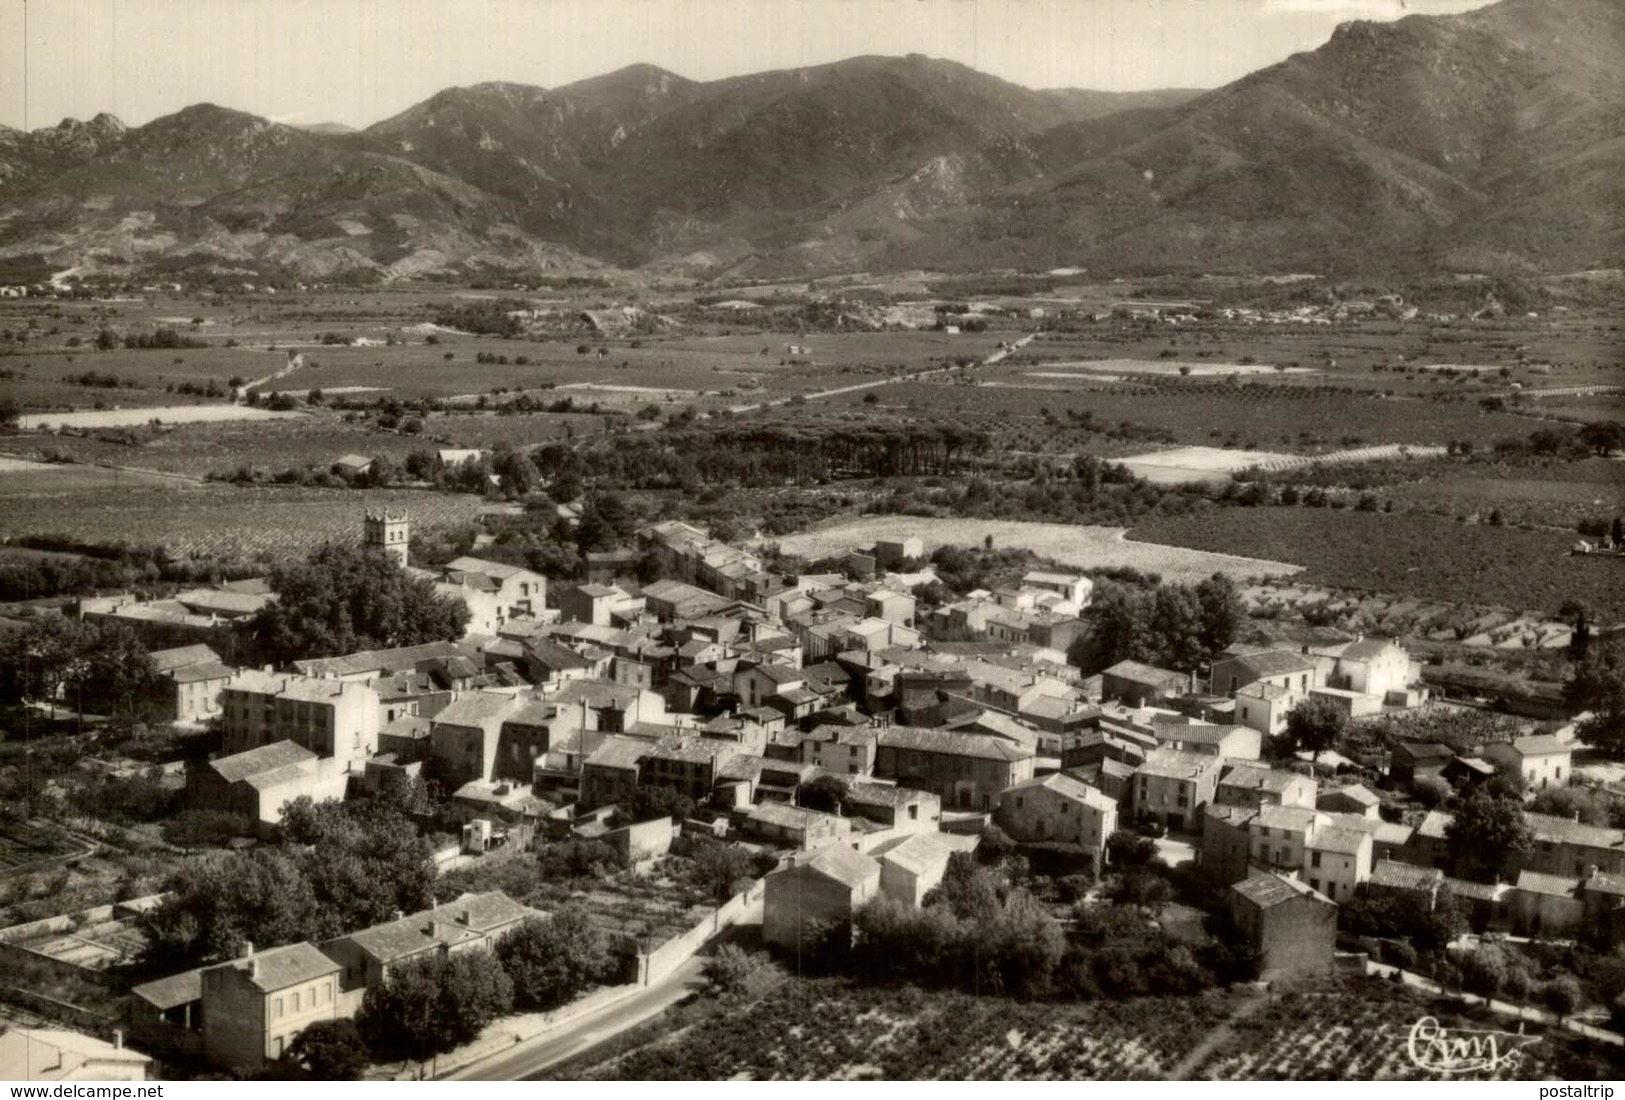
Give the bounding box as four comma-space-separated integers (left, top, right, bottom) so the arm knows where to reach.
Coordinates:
846, 378, 1565, 454
1386, 461, 1625, 532
0, 820, 96, 878
0, 455, 195, 492
18, 405, 297, 430
0, 484, 484, 560
582, 974, 1615, 1080
765, 515, 1302, 584
1129, 508, 1625, 622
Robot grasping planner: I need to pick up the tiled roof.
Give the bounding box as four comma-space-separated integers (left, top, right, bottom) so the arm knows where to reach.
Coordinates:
1509, 735, 1570, 757
1236, 680, 1291, 701
1226, 649, 1318, 679
795, 844, 880, 888
132, 967, 203, 1009
1232, 872, 1331, 908
169, 660, 235, 684
1252, 804, 1318, 833
844, 782, 931, 808
1321, 783, 1379, 807
1369, 860, 1443, 892
878, 832, 956, 875
1525, 812, 1624, 850
211, 942, 338, 994
150, 643, 222, 673
1004, 772, 1115, 811
1136, 748, 1220, 781
434, 692, 524, 729
1308, 825, 1369, 856
1515, 870, 1580, 898
1221, 765, 1307, 795
879, 725, 1034, 762
209, 740, 315, 784
446, 556, 530, 581
582, 735, 651, 771
748, 801, 838, 831
1102, 660, 1187, 687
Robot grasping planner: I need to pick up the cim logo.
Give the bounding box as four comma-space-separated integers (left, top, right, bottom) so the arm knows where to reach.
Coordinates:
1406, 1015, 1540, 1075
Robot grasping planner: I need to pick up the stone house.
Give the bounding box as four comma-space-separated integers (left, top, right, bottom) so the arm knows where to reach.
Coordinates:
763, 846, 881, 952
1215, 764, 1318, 811
874, 726, 1036, 812
1100, 660, 1189, 708
1130, 748, 1221, 833
876, 832, 957, 907
1227, 873, 1337, 983
185, 741, 349, 836
219, 670, 381, 774
199, 943, 341, 1073
1482, 735, 1572, 792
997, 773, 1117, 869
429, 691, 527, 788
149, 644, 234, 723
1210, 649, 1319, 698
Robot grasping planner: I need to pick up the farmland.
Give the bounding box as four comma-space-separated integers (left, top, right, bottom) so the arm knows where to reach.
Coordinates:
1128, 509, 1625, 622
0, 820, 96, 878
581, 974, 1616, 1080
765, 515, 1302, 585
0, 484, 485, 561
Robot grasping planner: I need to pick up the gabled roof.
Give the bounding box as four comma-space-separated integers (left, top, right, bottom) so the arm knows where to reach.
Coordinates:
1136, 748, 1220, 781
794, 844, 880, 888
1221, 764, 1308, 795
1231, 872, 1332, 909
446, 556, 531, 581
1525, 812, 1625, 850
1222, 649, 1318, 679
582, 735, 651, 771
434, 691, 524, 729
1307, 825, 1370, 856
1397, 741, 1455, 761
1515, 870, 1580, 899
1417, 810, 1454, 840
878, 832, 956, 875
150, 643, 222, 673
879, 725, 1034, 762
1102, 660, 1187, 688
208, 942, 339, 994
169, 659, 236, 684
1508, 734, 1570, 757
748, 801, 839, 831
1370, 860, 1443, 892
844, 782, 933, 808
1003, 771, 1116, 811
1320, 783, 1379, 808
209, 740, 315, 784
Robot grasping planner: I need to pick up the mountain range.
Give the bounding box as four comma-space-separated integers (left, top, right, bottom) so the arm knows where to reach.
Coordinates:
0, 0, 1618, 282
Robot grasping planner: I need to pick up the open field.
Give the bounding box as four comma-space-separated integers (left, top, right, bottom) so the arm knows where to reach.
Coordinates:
0, 485, 484, 559
1387, 463, 1625, 531
766, 515, 1302, 584
18, 405, 300, 430
0, 820, 96, 877
829, 378, 1558, 454
1118, 446, 1298, 485
583, 974, 1616, 1081
1027, 359, 1314, 378
1129, 508, 1625, 621
0, 457, 193, 493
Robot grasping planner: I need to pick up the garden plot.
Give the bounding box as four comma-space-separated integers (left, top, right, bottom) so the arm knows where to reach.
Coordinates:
768, 516, 1302, 584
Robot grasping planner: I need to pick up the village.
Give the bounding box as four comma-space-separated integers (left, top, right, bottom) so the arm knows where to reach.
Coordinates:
2, 498, 1623, 1082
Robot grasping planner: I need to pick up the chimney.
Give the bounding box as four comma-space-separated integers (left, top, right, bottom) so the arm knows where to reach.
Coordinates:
458, 908, 472, 925
1574, 811, 1582, 823
392, 909, 404, 922
240, 940, 255, 959
112, 1029, 124, 1050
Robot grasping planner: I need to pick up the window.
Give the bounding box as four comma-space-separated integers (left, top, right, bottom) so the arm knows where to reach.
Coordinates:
1015, 797, 1024, 809
291, 991, 300, 1011
1311, 852, 1321, 869
1310, 878, 1319, 891
274, 997, 284, 1019
1061, 802, 1070, 814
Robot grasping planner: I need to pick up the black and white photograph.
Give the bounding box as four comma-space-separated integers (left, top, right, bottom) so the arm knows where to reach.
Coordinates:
0, 0, 1621, 1085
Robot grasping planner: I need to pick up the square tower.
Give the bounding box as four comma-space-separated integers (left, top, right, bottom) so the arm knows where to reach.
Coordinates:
364, 509, 410, 567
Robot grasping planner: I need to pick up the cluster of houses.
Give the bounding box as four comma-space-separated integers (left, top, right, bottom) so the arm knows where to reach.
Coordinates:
51, 510, 1624, 1075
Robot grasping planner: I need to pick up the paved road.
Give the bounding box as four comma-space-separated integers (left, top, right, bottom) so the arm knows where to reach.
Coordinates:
442, 955, 709, 1081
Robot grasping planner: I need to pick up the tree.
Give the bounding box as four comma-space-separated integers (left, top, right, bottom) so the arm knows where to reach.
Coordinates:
0, 614, 94, 712
1566, 649, 1625, 758
1194, 573, 1246, 660
1106, 830, 1160, 869
1284, 696, 1347, 765
623, 784, 694, 824
691, 841, 758, 903
0, 393, 18, 430
797, 775, 849, 815
1541, 974, 1584, 1022
1088, 582, 1153, 670
283, 1018, 369, 1080
1150, 585, 1204, 670
703, 944, 780, 1001
358, 951, 512, 1063
141, 849, 319, 967
573, 491, 635, 555
494, 909, 613, 1010
251, 542, 470, 663
1458, 943, 1509, 998
1446, 792, 1533, 883
536, 838, 621, 880
71, 624, 159, 716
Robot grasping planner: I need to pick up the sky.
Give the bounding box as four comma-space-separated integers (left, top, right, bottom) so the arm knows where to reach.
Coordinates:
0, 0, 1496, 133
